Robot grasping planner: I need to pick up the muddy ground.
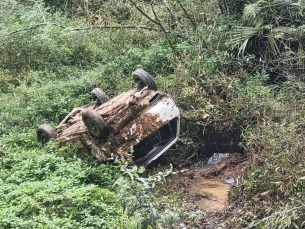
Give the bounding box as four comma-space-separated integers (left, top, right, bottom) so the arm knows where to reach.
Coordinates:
157, 153, 248, 229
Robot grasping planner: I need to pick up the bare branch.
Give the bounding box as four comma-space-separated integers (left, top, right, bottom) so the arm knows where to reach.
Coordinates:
1, 23, 64, 37
176, 0, 197, 30
0, 23, 164, 37
150, 1, 177, 54
128, 0, 177, 54
129, 0, 160, 25
73, 25, 163, 32
161, 0, 187, 32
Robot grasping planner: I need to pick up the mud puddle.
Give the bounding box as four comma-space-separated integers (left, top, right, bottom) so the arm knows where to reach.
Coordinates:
175, 153, 247, 212
166, 153, 247, 228
184, 153, 239, 211
188, 179, 231, 211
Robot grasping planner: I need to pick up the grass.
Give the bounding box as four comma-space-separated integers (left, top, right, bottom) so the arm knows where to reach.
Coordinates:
1, 0, 305, 228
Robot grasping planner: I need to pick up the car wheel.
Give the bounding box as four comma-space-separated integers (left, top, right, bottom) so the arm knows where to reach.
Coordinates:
37, 124, 57, 144
82, 110, 109, 138
91, 88, 109, 105
132, 68, 157, 91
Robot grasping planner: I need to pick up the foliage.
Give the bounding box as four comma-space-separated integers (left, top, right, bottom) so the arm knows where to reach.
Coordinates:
229, 0, 305, 83
1, 0, 305, 228
0, 1, 179, 228
228, 72, 305, 228
218, 0, 256, 16
0, 137, 177, 228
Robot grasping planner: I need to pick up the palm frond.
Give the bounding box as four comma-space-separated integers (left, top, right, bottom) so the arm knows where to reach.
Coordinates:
230, 26, 269, 44
243, 0, 305, 27
238, 37, 251, 56
273, 25, 305, 40
267, 35, 280, 54
229, 26, 265, 55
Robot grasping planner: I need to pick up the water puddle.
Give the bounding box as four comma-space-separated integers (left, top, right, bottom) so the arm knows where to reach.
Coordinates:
175, 153, 245, 212
186, 153, 236, 211
188, 179, 231, 211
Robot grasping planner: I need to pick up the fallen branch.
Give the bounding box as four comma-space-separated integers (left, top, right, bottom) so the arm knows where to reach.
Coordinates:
1, 23, 62, 37
177, 152, 198, 168
0, 23, 164, 37
242, 204, 305, 229
72, 25, 163, 32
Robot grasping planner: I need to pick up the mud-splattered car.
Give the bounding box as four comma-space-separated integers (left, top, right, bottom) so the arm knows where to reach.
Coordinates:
37, 69, 180, 166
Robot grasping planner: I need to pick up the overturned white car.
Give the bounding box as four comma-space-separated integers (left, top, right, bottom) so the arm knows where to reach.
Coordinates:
37, 69, 180, 166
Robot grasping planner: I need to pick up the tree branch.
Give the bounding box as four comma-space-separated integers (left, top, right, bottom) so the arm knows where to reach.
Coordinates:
176, 0, 197, 30
150, 1, 177, 54
128, 0, 177, 54
73, 25, 163, 32
0, 23, 165, 37
129, 0, 160, 25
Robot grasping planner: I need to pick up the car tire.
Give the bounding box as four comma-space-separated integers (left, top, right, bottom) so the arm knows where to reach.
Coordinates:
91, 88, 109, 105
132, 68, 157, 91
37, 124, 57, 144
82, 110, 109, 138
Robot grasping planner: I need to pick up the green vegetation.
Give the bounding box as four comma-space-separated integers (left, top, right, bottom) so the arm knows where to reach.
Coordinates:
0, 0, 305, 228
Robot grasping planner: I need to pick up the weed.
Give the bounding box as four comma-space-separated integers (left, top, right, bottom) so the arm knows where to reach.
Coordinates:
1, 0, 305, 228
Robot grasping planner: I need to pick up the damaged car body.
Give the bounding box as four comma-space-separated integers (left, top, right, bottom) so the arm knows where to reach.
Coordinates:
37, 69, 180, 166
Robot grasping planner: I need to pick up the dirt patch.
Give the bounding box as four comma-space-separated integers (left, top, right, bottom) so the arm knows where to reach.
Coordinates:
163, 153, 248, 229
200, 153, 247, 179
